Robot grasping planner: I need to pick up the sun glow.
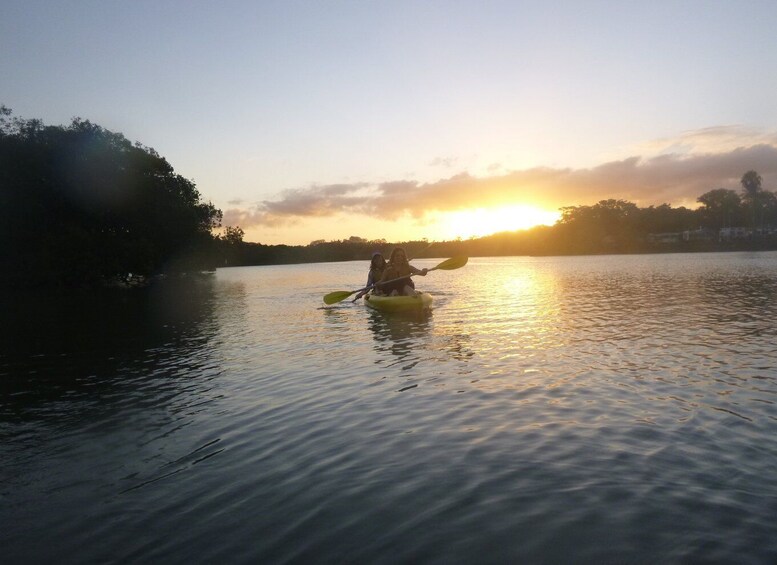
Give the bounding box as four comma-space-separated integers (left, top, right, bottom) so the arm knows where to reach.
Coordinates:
439, 205, 561, 240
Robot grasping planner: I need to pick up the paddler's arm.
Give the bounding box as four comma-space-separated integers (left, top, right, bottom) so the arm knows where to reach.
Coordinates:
354, 270, 378, 300
409, 265, 428, 276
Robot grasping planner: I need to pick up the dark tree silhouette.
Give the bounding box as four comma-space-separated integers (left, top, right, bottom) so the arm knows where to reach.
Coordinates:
0, 109, 222, 287
223, 226, 245, 245
741, 170, 763, 229
697, 189, 742, 229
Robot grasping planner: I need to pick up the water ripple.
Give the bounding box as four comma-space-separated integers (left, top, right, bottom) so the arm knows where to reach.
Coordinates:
3, 256, 777, 562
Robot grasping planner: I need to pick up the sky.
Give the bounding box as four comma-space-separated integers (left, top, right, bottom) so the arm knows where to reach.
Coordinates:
3, 0, 777, 245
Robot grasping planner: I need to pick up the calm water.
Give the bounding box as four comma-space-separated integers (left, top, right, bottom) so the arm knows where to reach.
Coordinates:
2, 253, 777, 563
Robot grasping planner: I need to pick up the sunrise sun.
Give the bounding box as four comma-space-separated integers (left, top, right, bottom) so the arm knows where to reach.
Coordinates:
439, 205, 561, 240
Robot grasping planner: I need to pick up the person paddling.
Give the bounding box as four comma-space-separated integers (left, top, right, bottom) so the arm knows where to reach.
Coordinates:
354, 251, 387, 300
378, 247, 427, 296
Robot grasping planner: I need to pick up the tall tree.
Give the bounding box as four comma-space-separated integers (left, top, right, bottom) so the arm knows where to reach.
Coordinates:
758, 191, 777, 228
697, 188, 742, 229
741, 170, 763, 229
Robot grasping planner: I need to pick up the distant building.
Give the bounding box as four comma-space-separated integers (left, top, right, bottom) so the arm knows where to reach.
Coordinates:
683, 228, 715, 242
647, 232, 682, 244
719, 227, 750, 241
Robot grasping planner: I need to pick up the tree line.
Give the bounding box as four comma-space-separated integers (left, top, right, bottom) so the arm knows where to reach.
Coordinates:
2, 108, 775, 288
221, 171, 777, 263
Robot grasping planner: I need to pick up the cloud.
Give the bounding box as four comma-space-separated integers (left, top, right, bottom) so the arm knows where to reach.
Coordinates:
429, 156, 459, 168
224, 141, 777, 228
641, 126, 777, 156
487, 162, 502, 172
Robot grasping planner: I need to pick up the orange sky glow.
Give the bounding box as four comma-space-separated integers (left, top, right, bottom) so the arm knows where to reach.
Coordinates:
228, 139, 777, 245
6, 3, 777, 246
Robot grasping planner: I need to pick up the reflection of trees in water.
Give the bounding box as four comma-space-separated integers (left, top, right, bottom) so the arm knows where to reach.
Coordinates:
0, 275, 220, 423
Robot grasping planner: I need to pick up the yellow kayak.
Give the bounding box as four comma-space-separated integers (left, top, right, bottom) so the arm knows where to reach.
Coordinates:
364, 292, 433, 312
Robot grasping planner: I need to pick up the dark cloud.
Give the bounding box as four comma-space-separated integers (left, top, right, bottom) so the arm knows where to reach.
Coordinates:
224, 144, 777, 228
261, 183, 371, 217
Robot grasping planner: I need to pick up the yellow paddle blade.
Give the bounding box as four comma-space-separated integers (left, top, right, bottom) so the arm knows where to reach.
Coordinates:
323, 290, 355, 305
432, 256, 468, 270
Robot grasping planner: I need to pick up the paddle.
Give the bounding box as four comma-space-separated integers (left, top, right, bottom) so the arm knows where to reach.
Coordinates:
323, 256, 468, 305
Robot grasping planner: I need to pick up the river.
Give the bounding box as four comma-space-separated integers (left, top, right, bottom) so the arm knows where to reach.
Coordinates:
2, 253, 777, 563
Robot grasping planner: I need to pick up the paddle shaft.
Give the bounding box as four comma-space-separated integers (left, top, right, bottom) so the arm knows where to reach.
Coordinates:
324, 256, 466, 304
352, 248, 434, 301
357, 267, 429, 296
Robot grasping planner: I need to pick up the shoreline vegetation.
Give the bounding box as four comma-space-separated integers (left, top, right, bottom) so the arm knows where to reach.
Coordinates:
3, 108, 777, 289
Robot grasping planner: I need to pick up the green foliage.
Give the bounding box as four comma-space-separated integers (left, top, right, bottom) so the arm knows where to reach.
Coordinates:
556, 200, 642, 252
639, 203, 696, 234
0, 109, 222, 287
697, 189, 742, 229
223, 226, 245, 245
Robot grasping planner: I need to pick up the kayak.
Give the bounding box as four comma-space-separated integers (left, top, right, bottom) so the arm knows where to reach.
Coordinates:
364, 292, 433, 313
364, 292, 433, 312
